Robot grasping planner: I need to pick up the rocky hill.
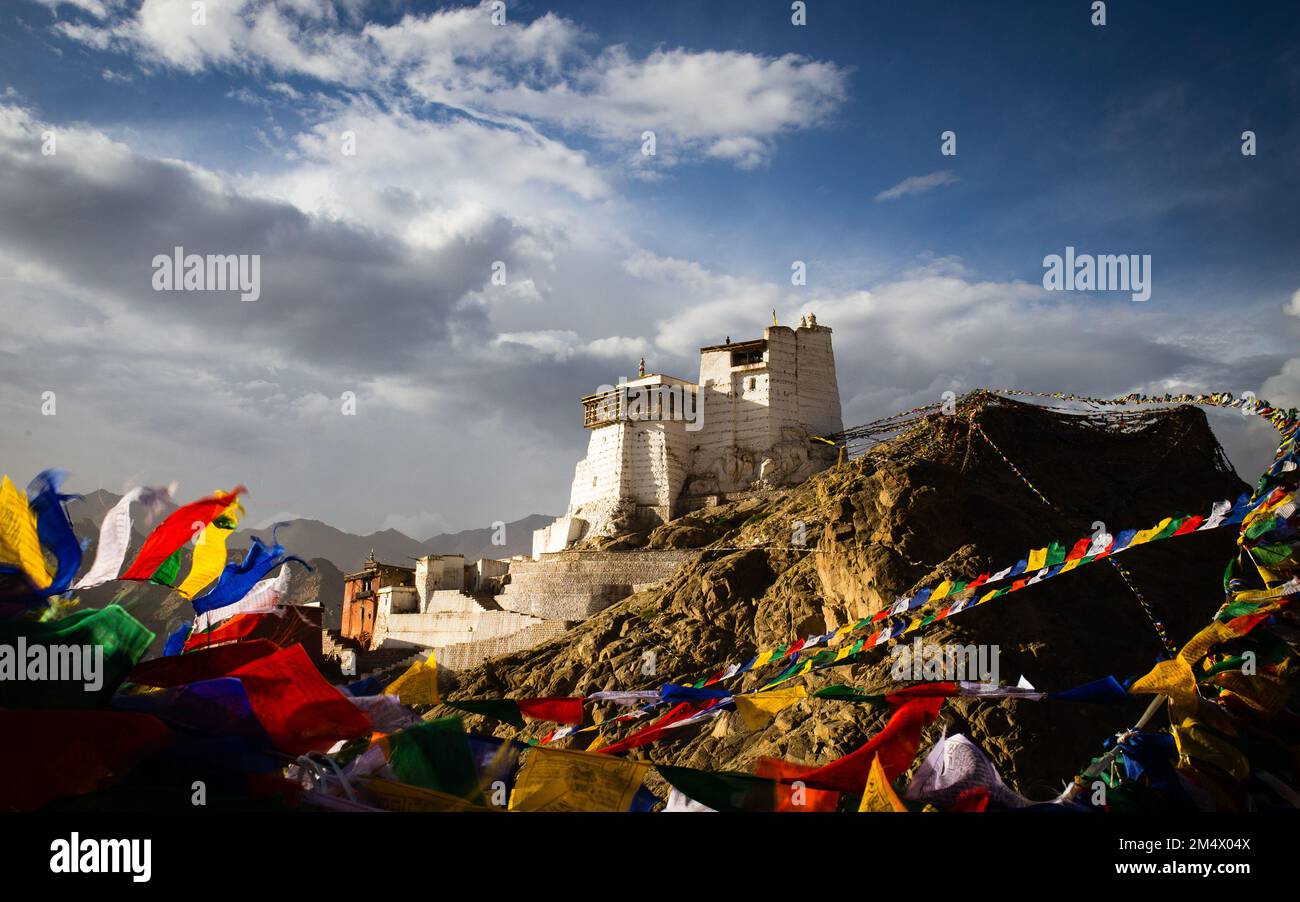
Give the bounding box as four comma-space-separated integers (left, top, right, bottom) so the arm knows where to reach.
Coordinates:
439, 392, 1249, 799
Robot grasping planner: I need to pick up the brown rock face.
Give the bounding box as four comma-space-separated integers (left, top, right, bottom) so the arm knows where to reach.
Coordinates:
439, 393, 1248, 799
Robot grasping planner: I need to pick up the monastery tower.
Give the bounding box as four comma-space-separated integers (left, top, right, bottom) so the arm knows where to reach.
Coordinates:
533, 316, 843, 557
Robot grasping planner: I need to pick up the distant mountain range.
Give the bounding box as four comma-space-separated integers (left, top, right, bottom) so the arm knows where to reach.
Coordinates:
230, 515, 554, 573
65, 489, 552, 573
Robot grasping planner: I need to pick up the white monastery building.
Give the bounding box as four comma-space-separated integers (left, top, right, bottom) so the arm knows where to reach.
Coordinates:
533, 315, 843, 557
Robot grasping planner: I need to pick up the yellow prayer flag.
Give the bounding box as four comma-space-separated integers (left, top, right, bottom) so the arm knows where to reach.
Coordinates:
1129, 656, 1198, 714
360, 777, 495, 812
384, 655, 439, 707
1026, 547, 1048, 571
1213, 671, 1290, 717
858, 754, 907, 812
1173, 720, 1249, 782
1257, 490, 1293, 514
1177, 620, 1237, 664
175, 500, 241, 599
508, 746, 650, 812
1131, 518, 1169, 546
734, 686, 807, 731
0, 475, 50, 589
931, 580, 952, 601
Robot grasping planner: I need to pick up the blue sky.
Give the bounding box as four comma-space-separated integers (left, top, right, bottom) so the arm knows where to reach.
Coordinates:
1, 1, 1298, 535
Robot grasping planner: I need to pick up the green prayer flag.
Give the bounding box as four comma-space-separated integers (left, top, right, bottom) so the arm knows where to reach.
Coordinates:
447, 698, 525, 728
1245, 514, 1278, 542
386, 716, 483, 802
0, 604, 154, 708
1045, 541, 1068, 567
1251, 543, 1294, 567
149, 548, 183, 587
1157, 516, 1185, 540
655, 764, 777, 812
1218, 601, 1260, 619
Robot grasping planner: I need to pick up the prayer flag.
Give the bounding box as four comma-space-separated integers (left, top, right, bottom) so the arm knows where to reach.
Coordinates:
782, 695, 944, 792
74, 486, 171, 589
858, 754, 907, 812
227, 643, 371, 755
192, 565, 292, 631
510, 746, 650, 812
0, 604, 153, 708
192, 532, 307, 615
0, 475, 50, 590
734, 686, 807, 730
175, 501, 241, 598
26, 470, 81, 595
384, 656, 439, 707
383, 716, 482, 801
517, 697, 584, 725
656, 765, 776, 813
122, 487, 245, 581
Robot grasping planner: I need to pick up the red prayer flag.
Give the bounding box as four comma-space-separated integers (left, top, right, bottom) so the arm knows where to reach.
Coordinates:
783, 696, 944, 792
121, 486, 246, 580
517, 697, 584, 725
950, 786, 990, 811
1066, 538, 1091, 561
183, 612, 273, 652
754, 758, 841, 811
1226, 612, 1271, 636
228, 644, 371, 755
128, 640, 279, 688
0, 710, 173, 811
596, 702, 700, 755
1174, 515, 1205, 535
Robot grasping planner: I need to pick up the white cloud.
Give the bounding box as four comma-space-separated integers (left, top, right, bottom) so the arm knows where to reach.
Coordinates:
51, 1, 849, 170
585, 335, 651, 360
875, 170, 960, 202
35, 0, 117, 19
1284, 287, 1300, 318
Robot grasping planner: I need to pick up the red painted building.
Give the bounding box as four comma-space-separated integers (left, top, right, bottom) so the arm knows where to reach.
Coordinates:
340, 551, 415, 649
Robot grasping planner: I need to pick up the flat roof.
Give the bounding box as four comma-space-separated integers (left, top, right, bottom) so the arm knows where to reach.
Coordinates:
699, 338, 766, 353
581, 374, 696, 401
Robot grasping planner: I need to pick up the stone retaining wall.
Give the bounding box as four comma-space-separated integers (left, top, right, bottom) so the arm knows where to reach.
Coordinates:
383, 608, 548, 649
432, 621, 574, 671
497, 549, 694, 619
